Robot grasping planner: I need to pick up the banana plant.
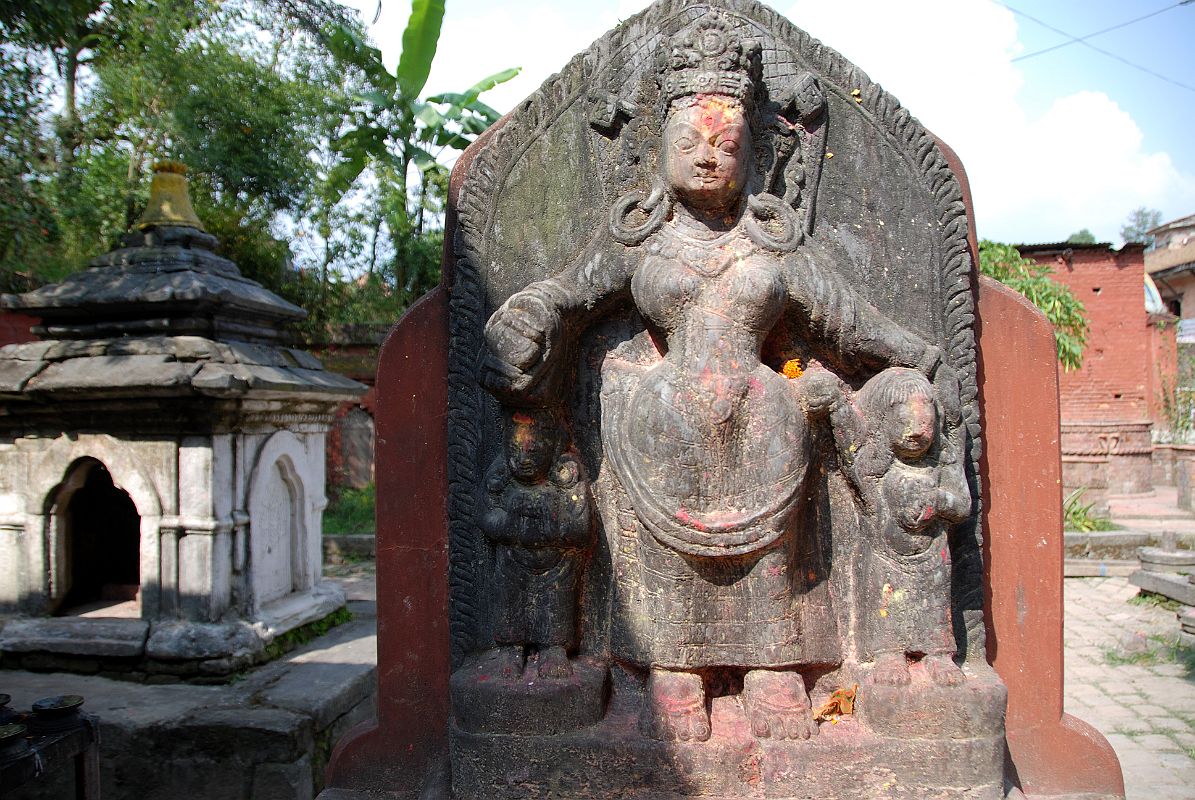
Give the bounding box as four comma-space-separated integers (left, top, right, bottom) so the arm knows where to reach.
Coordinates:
324, 1, 518, 223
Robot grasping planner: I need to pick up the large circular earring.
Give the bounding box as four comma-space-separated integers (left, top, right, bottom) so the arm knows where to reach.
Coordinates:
745, 193, 802, 252
609, 182, 672, 246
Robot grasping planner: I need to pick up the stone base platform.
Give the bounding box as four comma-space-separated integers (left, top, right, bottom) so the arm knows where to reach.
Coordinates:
4, 598, 376, 800
0, 582, 346, 682
449, 667, 1006, 800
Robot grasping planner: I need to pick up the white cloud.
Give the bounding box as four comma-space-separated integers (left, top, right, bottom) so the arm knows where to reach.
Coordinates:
345, 0, 1195, 244
787, 0, 1195, 243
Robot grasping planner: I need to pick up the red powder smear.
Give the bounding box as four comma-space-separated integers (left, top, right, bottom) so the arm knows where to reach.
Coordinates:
692, 94, 743, 135
512, 412, 534, 424
674, 507, 709, 531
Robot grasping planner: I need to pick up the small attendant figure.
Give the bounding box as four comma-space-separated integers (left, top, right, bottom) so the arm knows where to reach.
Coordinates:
480, 407, 594, 680
853, 368, 972, 687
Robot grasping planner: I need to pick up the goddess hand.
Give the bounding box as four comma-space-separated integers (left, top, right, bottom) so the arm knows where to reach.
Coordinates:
482, 291, 562, 396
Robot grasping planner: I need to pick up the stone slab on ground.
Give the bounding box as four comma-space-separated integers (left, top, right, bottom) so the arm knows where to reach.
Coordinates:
1065, 558, 1138, 577
1128, 569, 1195, 606
0, 617, 149, 656
3, 588, 377, 800
1106, 488, 1195, 536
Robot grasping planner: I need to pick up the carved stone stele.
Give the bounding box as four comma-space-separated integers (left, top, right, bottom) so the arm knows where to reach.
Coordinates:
445, 1, 1004, 797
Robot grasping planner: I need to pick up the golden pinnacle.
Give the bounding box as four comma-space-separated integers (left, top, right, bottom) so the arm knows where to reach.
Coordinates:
137, 160, 205, 231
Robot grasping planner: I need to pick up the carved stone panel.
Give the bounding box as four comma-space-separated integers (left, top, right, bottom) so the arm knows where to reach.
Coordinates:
445, 1, 1000, 796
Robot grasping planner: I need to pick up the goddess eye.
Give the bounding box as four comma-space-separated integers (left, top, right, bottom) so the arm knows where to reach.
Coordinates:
718, 140, 740, 155
674, 136, 696, 152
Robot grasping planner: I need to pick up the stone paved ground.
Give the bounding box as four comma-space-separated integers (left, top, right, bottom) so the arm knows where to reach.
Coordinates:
1064, 575, 1195, 799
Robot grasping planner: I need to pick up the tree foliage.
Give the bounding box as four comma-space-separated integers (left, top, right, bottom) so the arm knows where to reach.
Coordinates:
1121, 207, 1163, 247
1066, 228, 1096, 245
0, 0, 511, 341
978, 240, 1089, 371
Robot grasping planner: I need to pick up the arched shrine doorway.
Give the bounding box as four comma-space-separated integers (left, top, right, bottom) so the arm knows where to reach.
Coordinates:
50, 458, 141, 615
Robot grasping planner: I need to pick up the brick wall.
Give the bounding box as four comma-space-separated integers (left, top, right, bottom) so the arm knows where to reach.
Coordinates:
1019, 244, 1155, 425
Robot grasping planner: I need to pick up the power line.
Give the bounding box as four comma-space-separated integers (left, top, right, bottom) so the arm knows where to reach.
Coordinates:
995, 1, 1195, 95
1012, 1, 1191, 62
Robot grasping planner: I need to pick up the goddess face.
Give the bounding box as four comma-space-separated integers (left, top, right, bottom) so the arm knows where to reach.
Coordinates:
663, 96, 752, 214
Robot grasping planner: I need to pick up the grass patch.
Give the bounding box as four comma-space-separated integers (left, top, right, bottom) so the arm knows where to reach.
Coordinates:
323, 483, 376, 534
261, 606, 353, 662
1103, 634, 1195, 676
1128, 590, 1183, 613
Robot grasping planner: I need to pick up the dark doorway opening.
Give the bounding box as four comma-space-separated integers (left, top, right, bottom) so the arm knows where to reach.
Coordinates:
57, 461, 141, 615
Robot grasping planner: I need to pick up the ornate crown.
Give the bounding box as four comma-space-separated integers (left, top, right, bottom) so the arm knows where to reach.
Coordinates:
658, 12, 762, 109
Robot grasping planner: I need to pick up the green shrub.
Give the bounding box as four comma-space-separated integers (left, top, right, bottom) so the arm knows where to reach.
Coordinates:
323, 483, 376, 534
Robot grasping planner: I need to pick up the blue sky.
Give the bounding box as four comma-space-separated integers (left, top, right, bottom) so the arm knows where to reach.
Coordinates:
345, 0, 1195, 245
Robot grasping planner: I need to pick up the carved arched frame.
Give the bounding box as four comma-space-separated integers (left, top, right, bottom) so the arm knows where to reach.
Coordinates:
447, 0, 982, 666
32, 436, 164, 618
246, 430, 316, 613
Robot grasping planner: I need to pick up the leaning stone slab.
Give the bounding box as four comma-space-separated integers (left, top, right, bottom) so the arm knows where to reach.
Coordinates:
1129, 569, 1195, 605
256, 581, 347, 639
0, 618, 148, 657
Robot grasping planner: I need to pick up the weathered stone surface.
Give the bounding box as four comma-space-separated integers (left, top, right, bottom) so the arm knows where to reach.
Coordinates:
252, 757, 315, 800
0, 618, 148, 656
3, 231, 305, 325
451, 702, 1004, 799
435, 1, 994, 796
28, 354, 201, 392
1137, 545, 1195, 573
858, 664, 1007, 739
146, 620, 263, 661
0, 358, 46, 392
0, 340, 53, 361
250, 617, 376, 731
451, 654, 607, 735
177, 706, 313, 763
191, 363, 364, 397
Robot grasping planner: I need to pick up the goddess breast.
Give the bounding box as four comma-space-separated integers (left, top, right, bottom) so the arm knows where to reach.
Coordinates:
602, 235, 809, 558
631, 237, 787, 346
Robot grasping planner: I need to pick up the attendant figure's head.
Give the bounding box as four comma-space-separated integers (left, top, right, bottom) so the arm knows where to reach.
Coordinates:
504, 408, 565, 483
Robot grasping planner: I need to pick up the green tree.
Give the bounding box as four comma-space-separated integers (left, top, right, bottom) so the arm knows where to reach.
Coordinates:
978, 240, 1089, 371
0, 46, 60, 290
1066, 228, 1096, 245
1120, 207, 1163, 247
0, 0, 512, 340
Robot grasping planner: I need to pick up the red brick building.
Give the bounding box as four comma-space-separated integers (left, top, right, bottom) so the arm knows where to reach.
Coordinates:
1017, 242, 1172, 509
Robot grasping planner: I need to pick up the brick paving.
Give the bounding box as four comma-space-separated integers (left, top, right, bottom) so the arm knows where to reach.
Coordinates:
1065, 576, 1195, 799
